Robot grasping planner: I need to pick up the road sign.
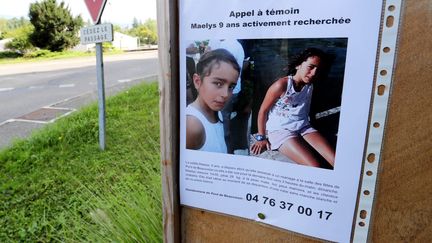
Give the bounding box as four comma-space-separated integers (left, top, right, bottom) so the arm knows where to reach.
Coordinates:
84, 0, 108, 24
80, 23, 113, 44
82, 0, 110, 150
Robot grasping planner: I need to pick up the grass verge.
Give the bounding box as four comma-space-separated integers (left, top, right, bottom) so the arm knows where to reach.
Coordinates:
0, 82, 162, 242
0, 49, 124, 65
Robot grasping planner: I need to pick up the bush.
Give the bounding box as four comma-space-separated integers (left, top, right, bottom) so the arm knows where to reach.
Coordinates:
23, 49, 53, 58
0, 51, 23, 59
4, 24, 34, 53
102, 42, 115, 51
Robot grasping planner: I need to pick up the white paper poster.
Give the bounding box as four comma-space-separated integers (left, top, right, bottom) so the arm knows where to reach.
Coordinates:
179, 1, 382, 242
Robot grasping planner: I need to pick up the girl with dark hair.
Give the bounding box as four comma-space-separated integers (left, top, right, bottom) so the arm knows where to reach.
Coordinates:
186, 49, 240, 153
250, 48, 335, 168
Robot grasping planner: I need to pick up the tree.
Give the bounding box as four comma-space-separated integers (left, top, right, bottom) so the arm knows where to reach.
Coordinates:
142, 19, 157, 44
128, 18, 158, 45
28, 0, 83, 52
113, 24, 125, 33
5, 23, 35, 53
7, 17, 28, 30
0, 17, 30, 40
132, 17, 140, 29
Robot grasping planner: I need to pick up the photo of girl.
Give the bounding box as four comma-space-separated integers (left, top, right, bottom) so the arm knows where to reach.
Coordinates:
186, 49, 241, 153
250, 48, 336, 169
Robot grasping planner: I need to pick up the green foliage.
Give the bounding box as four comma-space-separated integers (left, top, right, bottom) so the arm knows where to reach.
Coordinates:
4, 24, 35, 53
0, 17, 30, 39
23, 49, 53, 58
0, 51, 23, 59
132, 17, 140, 29
0, 49, 123, 64
102, 42, 115, 51
29, 0, 83, 52
76, 179, 162, 242
0, 83, 162, 242
112, 24, 124, 33
0, 18, 7, 28
128, 18, 158, 45
6, 17, 29, 31
0, 18, 6, 39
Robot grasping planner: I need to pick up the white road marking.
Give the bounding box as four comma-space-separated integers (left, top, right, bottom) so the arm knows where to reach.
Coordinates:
7, 118, 49, 124
29, 86, 44, 89
42, 106, 75, 111
3, 107, 77, 125
0, 87, 14, 92
59, 84, 75, 88
118, 79, 132, 83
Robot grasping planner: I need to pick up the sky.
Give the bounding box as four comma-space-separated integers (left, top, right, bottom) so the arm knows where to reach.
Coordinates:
0, 0, 157, 27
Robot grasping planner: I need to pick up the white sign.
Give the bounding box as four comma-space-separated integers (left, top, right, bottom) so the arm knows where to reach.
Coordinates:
80, 23, 113, 45
179, 0, 383, 242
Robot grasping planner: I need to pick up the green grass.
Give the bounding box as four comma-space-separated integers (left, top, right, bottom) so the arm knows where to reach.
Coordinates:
0, 49, 124, 64
0, 82, 162, 242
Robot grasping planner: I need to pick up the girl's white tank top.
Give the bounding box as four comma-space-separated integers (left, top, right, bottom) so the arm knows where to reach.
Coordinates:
266, 76, 313, 132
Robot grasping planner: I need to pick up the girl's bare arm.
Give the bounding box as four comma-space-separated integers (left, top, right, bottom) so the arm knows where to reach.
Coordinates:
251, 78, 286, 154
186, 116, 205, 150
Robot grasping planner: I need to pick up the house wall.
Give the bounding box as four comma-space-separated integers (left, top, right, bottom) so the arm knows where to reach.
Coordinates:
112, 32, 138, 50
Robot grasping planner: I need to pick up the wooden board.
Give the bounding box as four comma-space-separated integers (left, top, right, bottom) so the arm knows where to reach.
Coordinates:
370, 0, 432, 241
159, 0, 432, 242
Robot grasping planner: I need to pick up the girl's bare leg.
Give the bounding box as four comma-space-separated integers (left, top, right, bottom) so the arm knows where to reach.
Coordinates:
279, 137, 321, 167
303, 131, 335, 167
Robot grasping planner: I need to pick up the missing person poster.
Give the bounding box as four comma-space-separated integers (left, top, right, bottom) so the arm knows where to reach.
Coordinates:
179, 1, 383, 241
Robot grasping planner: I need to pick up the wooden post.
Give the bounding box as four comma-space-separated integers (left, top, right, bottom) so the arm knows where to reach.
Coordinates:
369, 0, 432, 241
157, 0, 180, 242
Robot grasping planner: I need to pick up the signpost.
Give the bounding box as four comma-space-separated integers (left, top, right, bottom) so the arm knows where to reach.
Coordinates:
82, 0, 110, 150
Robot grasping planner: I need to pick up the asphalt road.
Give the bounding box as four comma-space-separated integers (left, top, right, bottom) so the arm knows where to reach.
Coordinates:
0, 50, 158, 149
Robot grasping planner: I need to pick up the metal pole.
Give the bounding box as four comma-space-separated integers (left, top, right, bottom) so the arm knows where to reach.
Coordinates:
96, 42, 106, 150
